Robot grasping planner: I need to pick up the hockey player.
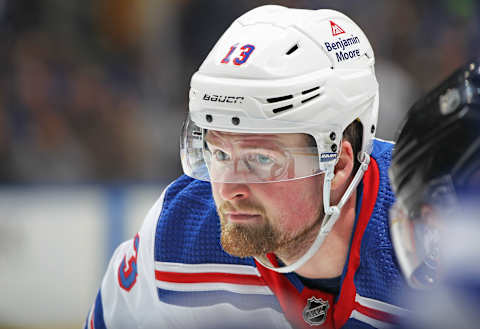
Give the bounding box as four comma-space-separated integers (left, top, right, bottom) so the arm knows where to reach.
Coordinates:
85, 6, 409, 329
389, 59, 480, 328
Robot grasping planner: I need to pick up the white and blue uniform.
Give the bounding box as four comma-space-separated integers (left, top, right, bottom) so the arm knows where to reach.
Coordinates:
85, 139, 409, 329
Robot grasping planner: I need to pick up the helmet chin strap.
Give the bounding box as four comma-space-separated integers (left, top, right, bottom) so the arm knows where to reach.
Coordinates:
254, 152, 371, 273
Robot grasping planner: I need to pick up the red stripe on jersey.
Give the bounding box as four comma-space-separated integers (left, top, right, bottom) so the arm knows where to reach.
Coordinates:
354, 301, 397, 323
334, 157, 380, 327
90, 304, 95, 329
155, 270, 266, 286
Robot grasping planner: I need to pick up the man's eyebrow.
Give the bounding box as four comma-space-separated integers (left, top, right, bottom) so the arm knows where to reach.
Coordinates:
204, 131, 220, 144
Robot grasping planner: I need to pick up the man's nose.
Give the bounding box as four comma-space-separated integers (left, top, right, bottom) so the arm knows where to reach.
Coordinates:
217, 182, 251, 201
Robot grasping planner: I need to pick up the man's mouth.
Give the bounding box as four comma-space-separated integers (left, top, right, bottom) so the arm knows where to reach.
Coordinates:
224, 212, 262, 223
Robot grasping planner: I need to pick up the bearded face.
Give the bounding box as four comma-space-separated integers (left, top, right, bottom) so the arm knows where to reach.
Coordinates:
208, 131, 326, 262
215, 196, 324, 261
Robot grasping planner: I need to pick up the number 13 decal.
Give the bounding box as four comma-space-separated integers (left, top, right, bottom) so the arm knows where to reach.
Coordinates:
221, 44, 255, 65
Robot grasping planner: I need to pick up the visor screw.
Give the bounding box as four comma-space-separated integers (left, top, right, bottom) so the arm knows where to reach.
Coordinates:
371, 125, 375, 133
232, 117, 240, 125
206, 114, 213, 123
329, 132, 336, 141
331, 144, 337, 152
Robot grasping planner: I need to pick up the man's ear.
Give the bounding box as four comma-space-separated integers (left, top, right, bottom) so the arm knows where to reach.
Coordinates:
332, 140, 355, 192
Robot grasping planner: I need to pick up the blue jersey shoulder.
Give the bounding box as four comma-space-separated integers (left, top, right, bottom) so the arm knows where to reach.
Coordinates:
355, 138, 408, 304
371, 138, 394, 162
154, 175, 254, 266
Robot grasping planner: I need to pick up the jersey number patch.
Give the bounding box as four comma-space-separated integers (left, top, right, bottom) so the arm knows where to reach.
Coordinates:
118, 233, 140, 291
221, 44, 255, 65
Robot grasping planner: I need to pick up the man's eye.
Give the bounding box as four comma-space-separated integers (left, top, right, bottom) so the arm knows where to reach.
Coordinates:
213, 150, 230, 161
252, 154, 274, 165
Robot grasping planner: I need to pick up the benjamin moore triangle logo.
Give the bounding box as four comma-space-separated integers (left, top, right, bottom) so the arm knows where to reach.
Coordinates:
330, 20, 345, 36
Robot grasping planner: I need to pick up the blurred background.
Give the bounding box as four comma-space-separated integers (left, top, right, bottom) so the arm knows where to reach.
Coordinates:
0, 0, 478, 328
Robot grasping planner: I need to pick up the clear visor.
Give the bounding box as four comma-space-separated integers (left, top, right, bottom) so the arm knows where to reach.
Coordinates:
389, 201, 441, 290
180, 116, 325, 183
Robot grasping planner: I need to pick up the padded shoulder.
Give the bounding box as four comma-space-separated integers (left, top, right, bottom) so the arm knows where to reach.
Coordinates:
154, 175, 255, 266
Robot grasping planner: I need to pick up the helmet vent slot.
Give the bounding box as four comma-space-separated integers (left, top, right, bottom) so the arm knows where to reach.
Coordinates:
301, 94, 320, 104
301, 86, 321, 104
302, 86, 320, 95
272, 104, 294, 114
286, 44, 299, 55
267, 95, 293, 103
261, 86, 323, 117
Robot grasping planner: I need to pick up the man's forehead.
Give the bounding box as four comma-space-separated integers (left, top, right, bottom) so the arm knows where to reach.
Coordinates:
205, 130, 309, 144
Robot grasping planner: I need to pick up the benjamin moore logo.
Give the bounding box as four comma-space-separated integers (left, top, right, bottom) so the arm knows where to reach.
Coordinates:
330, 21, 345, 36
324, 35, 362, 63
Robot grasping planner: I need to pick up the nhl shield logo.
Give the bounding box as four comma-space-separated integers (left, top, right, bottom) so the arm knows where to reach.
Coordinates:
303, 296, 330, 326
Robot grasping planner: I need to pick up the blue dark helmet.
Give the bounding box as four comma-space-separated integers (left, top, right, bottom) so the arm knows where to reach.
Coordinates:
389, 59, 480, 290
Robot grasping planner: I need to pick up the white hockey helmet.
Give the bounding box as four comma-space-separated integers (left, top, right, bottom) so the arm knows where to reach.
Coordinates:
180, 5, 379, 273
181, 5, 378, 184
